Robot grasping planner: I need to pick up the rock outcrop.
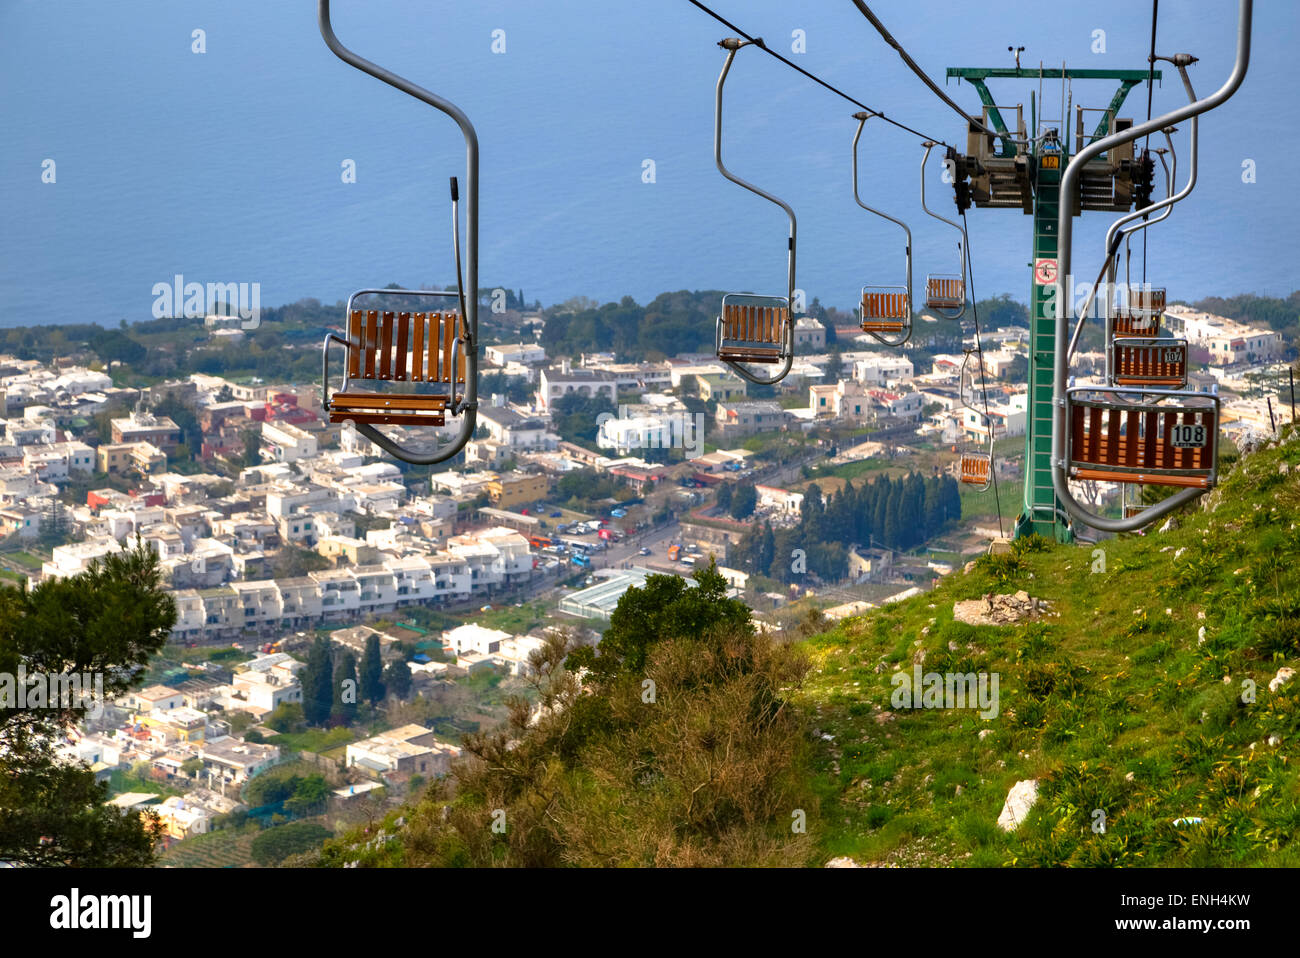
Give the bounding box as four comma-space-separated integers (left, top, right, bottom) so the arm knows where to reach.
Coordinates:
996, 779, 1040, 832
953, 591, 1052, 626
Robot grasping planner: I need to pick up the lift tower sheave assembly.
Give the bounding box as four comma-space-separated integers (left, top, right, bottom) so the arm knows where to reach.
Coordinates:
943, 66, 1159, 542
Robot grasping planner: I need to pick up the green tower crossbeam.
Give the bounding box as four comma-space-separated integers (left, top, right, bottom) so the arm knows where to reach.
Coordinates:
945, 66, 1157, 542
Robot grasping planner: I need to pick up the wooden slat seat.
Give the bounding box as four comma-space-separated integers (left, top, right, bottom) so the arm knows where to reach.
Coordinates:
960, 453, 991, 485
329, 393, 451, 427
925, 276, 964, 309
1068, 398, 1217, 488
1113, 340, 1188, 388
717, 302, 789, 364
860, 289, 909, 333
329, 308, 465, 426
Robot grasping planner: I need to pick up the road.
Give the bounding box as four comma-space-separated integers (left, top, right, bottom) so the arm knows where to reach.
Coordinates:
589, 520, 681, 571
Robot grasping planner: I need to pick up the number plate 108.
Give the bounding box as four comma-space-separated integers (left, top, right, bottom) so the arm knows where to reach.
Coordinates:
1170, 423, 1207, 448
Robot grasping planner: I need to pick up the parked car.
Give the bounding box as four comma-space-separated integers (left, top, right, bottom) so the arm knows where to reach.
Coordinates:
550, 510, 563, 517
610, 508, 626, 518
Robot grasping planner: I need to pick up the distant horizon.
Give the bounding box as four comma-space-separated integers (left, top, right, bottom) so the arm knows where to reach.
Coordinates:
40, 283, 1300, 336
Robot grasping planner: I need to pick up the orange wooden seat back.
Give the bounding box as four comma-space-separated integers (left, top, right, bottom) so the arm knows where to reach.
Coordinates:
1069, 401, 1214, 487
346, 309, 466, 387
861, 291, 908, 321
721, 303, 789, 345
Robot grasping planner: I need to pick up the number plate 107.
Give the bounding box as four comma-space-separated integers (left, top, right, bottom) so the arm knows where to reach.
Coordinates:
1170, 423, 1207, 448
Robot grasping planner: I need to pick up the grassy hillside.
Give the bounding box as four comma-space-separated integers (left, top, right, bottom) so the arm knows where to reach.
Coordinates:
800, 425, 1300, 866
312, 427, 1300, 868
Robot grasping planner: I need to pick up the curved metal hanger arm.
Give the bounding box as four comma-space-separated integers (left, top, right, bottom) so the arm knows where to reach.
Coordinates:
714, 38, 797, 385
318, 0, 479, 465
853, 112, 913, 346
919, 142, 967, 320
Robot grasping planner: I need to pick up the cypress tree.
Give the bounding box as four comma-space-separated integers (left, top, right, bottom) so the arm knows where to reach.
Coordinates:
359, 633, 385, 705
331, 651, 358, 727
302, 636, 334, 727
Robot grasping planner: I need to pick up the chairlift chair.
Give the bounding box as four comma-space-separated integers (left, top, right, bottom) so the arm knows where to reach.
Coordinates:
1121, 483, 1148, 521
852, 112, 912, 346
1066, 385, 1220, 489
1049, 6, 1252, 535
957, 349, 994, 490
316, 1, 479, 466
920, 142, 967, 319
711, 38, 795, 384
324, 282, 467, 428
1111, 336, 1189, 389
1111, 285, 1166, 337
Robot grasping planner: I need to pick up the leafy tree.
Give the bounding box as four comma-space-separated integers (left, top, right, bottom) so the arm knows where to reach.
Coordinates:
823, 348, 844, 381
241, 428, 261, 467
359, 634, 385, 705
245, 773, 299, 808
284, 774, 330, 817
569, 562, 751, 680
323, 567, 816, 867
715, 482, 733, 511
551, 392, 617, 449
975, 293, 1030, 328
382, 658, 412, 700
89, 329, 146, 370
0, 541, 175, 866
729, 482, 758, 520
151, 394, 202, 459
265, 701, 304, 733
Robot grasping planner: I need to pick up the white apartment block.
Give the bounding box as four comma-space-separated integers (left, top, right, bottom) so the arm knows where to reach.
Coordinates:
260, 421, 318, 463
854, 355, 915, 389
870, 390, 924, 422
485, 343, 547, 366
42, 538, 127, 578
1164, 305, 1283, 366
583, 361, 673, 391
166, 547, 526, 643
23, 440, 94, 480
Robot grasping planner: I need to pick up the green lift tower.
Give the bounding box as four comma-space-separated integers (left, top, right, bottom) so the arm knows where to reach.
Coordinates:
943, 66, 1159, 542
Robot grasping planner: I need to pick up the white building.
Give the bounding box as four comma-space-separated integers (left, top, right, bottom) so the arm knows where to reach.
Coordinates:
260, 421, 319, 463
537, 360, 617, 412
1164, 305, 1283, 366
441, 623, 512, 657
793, 317, 827, 350
485, 343, 547, 366
42, 538, 127, 578
756, 485, 804, 516
854, 355, 915, 389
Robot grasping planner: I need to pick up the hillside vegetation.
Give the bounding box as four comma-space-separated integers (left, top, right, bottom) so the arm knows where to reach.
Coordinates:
310, 427, 1300, 867
804, 425, 1300, 866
